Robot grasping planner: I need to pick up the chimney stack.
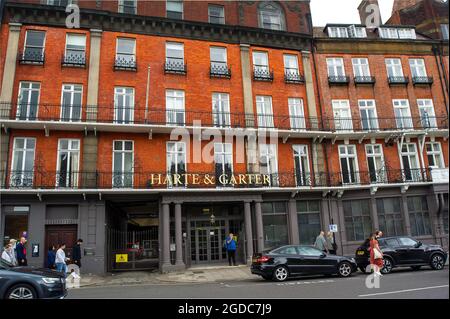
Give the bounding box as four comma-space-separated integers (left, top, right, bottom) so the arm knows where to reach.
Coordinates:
358, 0, 383, 28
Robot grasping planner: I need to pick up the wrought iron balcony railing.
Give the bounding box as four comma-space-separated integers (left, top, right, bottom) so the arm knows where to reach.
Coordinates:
210, 65, 231, 78
388, 76, 409, 85
354, 76, 376, 85
114, 57, 137, 71
164, 61, 187, 75
284, 71, 305, 84
18, 50, 45, 65
0, 168, 434, 190
328, 75, 350, 85
412, 76, 434, 85
61, 53, 86, 68
253, 68, 274, 82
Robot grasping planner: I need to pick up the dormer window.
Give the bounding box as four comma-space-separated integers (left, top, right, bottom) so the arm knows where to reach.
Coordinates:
258, 2, 285, 31
328, 25, 366, 38
379, 27, 416, 39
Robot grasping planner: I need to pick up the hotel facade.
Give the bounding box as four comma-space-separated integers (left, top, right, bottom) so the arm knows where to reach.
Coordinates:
0, 0, 448, 274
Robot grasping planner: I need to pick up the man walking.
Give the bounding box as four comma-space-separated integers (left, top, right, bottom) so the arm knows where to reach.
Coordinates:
16, 237, 27, 266
314, 231, 328, 253
72, 239, 83, 268
224, 232, 237, 266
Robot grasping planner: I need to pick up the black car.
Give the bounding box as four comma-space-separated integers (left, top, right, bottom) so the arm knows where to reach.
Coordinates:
355, 236, 448, 274
0, 259, 67, 299
251, 245, 357, 281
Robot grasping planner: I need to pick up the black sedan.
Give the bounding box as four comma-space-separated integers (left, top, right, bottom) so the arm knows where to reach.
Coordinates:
251, 245, 357, 281
0, 259, 67, 299
355, 236, 448, 274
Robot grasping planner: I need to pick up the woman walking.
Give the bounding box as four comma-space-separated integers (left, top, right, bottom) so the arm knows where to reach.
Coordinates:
370, 231, 384, 276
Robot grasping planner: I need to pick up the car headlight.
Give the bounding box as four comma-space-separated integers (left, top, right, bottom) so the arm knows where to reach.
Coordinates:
42, 277, 60, 284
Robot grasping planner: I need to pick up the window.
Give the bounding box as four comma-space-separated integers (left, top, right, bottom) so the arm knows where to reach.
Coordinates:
393, 100, 413, 129
328, 25, 366, 38
166, 141, 186, 188
298, 246, 323, 256
366, 144, 386, 183
328, 27, 349, 38
258, 2, 285, 31
426, 142, 444, 169
116, 38, 136, 68
441, 24, 449, 40
398, 28, 416, 39
214, 143, 233, 187
400, 143, 421, 182
332, 100, 352, 131
210, 47, 228, 75
275, 246, 298, 255
352, 58, 371, 77
56, 139, 80, 188
118, 0, 137, 14
339, 145, 359, 184
327, 58, 345, 77
256, 96, 274, 128
253, 51, 269, 74
293, 145, 310, 186
208, 5, 225, 24
61, 84, 82, 122
114, 87, 134, 124
262, 202, 288, 250
288, 98, 305, 130
166, 90, 185, 125
65, 33, 86, 64
47, 0, 72, 6
407, 196, 432, 236
10, 138, 35, 188
259, 144, 278, 187
165, 42, 184, 71
23, 30, 46, 62
384, 238, 400, 247
16, 82, 40, 120
284, 54, 302, 82
113, 141, 133, 188
409, 59, 427, 78
166, 0, 183, 19
348, 25, 367, 38
385, 58, 404, 77
379, 27, 416, 39
297, 201, 321, 245
398, 237, 418, 247
343, 199, 372, 242
359, 100, 378, 131
417, 99, 437, 129
212, 93, 230, 128
377, 198, 404, 237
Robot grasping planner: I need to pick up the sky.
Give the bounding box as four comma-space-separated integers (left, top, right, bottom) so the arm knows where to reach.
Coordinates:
310, 0, 395, 26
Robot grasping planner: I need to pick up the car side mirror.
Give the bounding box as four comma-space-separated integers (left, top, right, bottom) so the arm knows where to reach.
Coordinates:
415, 241, 422, 248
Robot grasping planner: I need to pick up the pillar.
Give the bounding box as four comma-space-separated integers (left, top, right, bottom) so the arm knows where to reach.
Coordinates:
401, 194, 412, 236
254, 201, 264, 253
86, 29, 102, 121
0, 23, 22, 105
288, 199, 299, 245
370, 196, 380, 231
161, 202, 171, 272
244, 201, 253, 264
174, 202, 185, 268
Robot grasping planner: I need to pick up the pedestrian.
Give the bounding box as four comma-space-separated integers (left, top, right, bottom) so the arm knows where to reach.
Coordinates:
8, 239, 18, 266
325, 231, 336, 255
15, 237, 27, 266
370, 230, 384, 276
72, 239, 83, 268
224, 232, 237, 266
314, 231, 328, 253
47, 245, 56, 269
1, 244, 15, 265
55, 243, 69, 276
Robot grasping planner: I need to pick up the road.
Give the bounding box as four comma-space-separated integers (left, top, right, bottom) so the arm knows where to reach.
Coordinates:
67, 267, 449, 299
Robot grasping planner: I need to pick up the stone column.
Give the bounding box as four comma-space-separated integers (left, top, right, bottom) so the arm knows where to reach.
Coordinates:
426, 194, 440, 241
161, 202, 171, 272
240, 44, 254, 127
288, 199, 299, 245
370, 196, 379, 231
244, 201, 253, 264
174, 202, 185, 269
86, 29, 102, 121
254, 201, 264, 253
401, 194, 412, 236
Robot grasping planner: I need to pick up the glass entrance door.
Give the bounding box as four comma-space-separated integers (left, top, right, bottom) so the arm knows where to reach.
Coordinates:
190, 220, 227, 264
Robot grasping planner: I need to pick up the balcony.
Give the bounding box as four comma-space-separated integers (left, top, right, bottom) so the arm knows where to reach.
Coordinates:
412, 76, 433, 86
253, 68, 274, 82
354, 76, 376, 85
18, 51, 45, 65
328, 75, 350, 85
61, 53, 86, 68
114, 57, 137, 71
284, 71, 305, 84
210, 65, 231, 79
388, 76, 409, 85
164, 60, 187, 75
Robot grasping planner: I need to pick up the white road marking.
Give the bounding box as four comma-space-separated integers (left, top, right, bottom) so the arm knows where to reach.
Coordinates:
358, 285, 449, 297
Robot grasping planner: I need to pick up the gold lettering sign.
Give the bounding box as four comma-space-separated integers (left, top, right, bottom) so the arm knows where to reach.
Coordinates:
147, 174, 271, 186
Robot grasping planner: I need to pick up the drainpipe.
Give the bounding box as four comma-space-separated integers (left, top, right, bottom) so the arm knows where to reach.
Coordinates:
432, 44, 449, 116
144, 65, 151, 122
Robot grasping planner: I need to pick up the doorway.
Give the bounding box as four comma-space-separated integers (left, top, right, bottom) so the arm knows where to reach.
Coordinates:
45, 225, 78, 264
190, 220, 227, 264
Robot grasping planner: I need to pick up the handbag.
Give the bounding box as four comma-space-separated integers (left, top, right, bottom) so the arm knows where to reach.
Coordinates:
374, 248, 383, 259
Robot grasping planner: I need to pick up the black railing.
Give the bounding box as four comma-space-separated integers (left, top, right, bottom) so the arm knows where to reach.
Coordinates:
253, 68, 274, 82
284, 71, 305, 84
18, 50, 45, 64
0, 169, 433, 190
412, 76, 433, 85
164, 60, 187, 75
354, 76, 376, 85
388, 76, 409, 85
114, 57, 137, 71
328, 75, 350, 85
210, 65, 231, 78
62, 53, 86, 67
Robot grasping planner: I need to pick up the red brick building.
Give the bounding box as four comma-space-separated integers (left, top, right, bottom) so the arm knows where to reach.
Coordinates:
0, 1, 448, 274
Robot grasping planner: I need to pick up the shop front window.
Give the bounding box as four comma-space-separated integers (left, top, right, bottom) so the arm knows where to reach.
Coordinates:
2, 208, 29, 247
262, 202, 288, 250
297, 201, 321, 245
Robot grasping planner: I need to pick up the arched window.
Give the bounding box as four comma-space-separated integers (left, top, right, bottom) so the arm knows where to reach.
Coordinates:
258, 1, 286, 31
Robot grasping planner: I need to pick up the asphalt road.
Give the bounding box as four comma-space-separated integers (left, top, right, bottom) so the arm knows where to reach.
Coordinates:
67, 266, 449, 299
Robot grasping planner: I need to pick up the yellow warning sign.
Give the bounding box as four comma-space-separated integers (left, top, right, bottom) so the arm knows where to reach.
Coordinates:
116, 254, 128, 263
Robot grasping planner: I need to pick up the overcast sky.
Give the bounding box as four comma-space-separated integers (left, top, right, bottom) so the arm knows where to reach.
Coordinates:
310, 0, 395, 26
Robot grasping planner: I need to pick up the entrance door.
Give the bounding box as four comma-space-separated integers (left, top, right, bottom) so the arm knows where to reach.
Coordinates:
45, 225, 77, 264
191, 221, 227, 264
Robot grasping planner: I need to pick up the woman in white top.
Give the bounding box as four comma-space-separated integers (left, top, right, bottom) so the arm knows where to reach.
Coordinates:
1, 244, 15, 264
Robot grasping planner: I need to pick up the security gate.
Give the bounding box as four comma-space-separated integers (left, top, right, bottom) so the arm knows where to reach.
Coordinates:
107, 227, 159, 271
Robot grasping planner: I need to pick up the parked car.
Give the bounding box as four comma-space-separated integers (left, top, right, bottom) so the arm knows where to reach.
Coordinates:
251, 245, 357, 282
0, 259, 67, 299
355, 236, 447, 274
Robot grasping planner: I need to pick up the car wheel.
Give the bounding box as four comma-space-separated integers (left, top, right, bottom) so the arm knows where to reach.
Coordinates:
358, 266, 367, 273
411, 266, 422, 271
272, 266, 289, 282
338, 262, 353, 277
430, 254, 445, 270
6, 284, 37, 299
381, 257, 393, 274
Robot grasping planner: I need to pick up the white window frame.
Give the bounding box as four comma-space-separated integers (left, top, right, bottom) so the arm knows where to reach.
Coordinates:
288, 98, 306, 130
114, 87, 134, 124
214, 143, 233, 187
118, 0, 137, 14
166, 89, 185, 125
365, 144, 386, 183
326, 57, 345, 77
259, 144, 278, 186
253, 51, 269, 72
16, 82, 41, 120
24, 30, 46, 58
426, 142, 445, 169
212, 92, 230, 128
441, 24, 449, 40
358, 100, 378, 131
166, 141, 187, 188
166, 0, 183, 19
112, 140, 134, 188
352, 58, 371, 77
393, 99, 413, 130
165, 42, 184, 65
65, 33, 86, 59
338, 144, 359, 185
256, 95, 274, 128
293, 145, 310, 186
259, 4, 284, 31
332, 100, 353, 131
283, 54, 299, 74
417, 99, 437, 129
115, 37, 136, 65
385, 58, 404, 77
56, 139, 80, 188
399, 143, 421, 182
208, 4, 225, 24
210, 46, 227, 70
10, 137, 36, 188
60, 84, 83, 122
328, 26, 349, 38
409, 58, 427, 77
